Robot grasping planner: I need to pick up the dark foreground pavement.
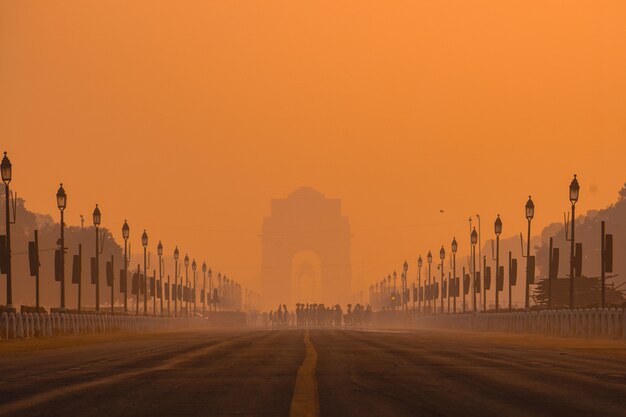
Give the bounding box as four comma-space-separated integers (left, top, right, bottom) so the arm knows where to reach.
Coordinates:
0, 328, 625, 417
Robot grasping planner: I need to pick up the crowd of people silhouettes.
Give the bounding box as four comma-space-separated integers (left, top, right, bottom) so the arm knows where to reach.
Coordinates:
266, 303, 372, 327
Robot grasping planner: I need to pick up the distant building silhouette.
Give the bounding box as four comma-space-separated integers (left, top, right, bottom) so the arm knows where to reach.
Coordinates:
261, 187, 351, 308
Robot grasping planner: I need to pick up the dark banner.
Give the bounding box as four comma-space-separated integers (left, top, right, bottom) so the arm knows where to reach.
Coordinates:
90, 257, 97, 285
71, 254, 81, 284
120, 270, 126, 293
28, 241, 38, 277
106, 261, 113, 287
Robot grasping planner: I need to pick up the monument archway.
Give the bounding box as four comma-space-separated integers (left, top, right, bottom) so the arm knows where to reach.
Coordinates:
261, 187, 352, 308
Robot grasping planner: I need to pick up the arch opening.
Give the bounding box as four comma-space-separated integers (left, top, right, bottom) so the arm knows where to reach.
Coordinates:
291, 250, 322, 304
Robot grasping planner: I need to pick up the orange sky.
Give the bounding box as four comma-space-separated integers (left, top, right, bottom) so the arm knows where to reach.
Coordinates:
1, 1, 625, 296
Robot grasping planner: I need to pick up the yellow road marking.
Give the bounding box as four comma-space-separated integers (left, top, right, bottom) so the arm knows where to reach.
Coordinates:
290, 329, 320, 417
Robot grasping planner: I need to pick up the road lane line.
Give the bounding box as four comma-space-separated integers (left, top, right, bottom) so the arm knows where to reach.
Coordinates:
289, 329, 320, 417
0, 334, 250, 416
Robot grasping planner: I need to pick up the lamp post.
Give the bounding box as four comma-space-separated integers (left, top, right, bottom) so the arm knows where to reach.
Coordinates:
184, 254, 189, 315
142, 230, 148, 314
202, 262, 207, 314
451, 237, 458, 314
402, 260, 408, 316
568, 175, 580, 309
439, 246, 445, 314
427, 251, 432, 314
417, 256, 423, 314
386, 274, 391, 306
525, 196, 534, 310
223, 275, 228, 309
93, 205, 101, 312
1, 152, 13, 307
494, 215, 502, 312
174, 247, 179, 316
122, 220, 129, 313
208, 268, 213, 312
217, 272, 222, 311
57, 184, 67, 310
192, 259, 197, 316
475, 215, 482, 310
471, 227, 478, 312
392, 270, 397, 311
158, 241, 163, 316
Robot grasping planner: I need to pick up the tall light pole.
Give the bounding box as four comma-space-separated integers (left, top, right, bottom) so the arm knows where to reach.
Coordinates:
142, 230, 148, 314
451, 237, 458, 314
402, 260, 408, 316
192, 259, 197, 316
158, 241, 163, 316
223, 275, 228, 309
471, 227, 478, 312
208, 268, 213, 312
385, 275, 390, 310
57, 184, 67, 310
568, 175, 580, 309
1, 152, 13, 308
202, 262, 207, 315
93, 204, 101, 312
217, 272, 222, 311
427, 251, 432, 314
392, 270, 397, 311
476, 214, 482, 309
122, 220, 129, 313
174, 247, 179, 316
184, 254, 190, 315
439, 246, 445, 314
525, 196, 534, 309
417, 256, 423, 314
494, 215, 502, 312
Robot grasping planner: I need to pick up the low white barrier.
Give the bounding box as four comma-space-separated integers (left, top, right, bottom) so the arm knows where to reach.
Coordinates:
411, 308, 626, 340
0, 312, 209, 341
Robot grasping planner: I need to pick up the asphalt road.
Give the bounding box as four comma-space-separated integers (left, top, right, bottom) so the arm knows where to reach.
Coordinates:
0, 328, 625, 417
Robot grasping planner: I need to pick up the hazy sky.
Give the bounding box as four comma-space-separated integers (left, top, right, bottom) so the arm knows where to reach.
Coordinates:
1, 1, 625, 294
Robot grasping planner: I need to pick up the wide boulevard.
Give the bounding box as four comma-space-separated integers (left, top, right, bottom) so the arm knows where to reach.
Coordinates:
0, 328, 625, 417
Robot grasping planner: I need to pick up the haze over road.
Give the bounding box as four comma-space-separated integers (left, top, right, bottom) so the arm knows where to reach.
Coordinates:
0, 329, 625, 417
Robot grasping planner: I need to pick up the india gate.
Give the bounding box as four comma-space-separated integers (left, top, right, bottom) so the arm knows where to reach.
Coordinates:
261, 187, 352, 308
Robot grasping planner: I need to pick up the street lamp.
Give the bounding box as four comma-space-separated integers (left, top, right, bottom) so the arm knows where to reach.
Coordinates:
451, 237, 458, 314
218, 272, 222, 311
223, 275, 229, 309
174, 247, 179, 315
184, 254, 189, 315
471, 227, 478, 312
122, 220, 129, 313
202, 262, 207, 314
208, 268, 213, 312
439, 246, 445, 314
427, 250, 432, 314
142, 230, 148, 314
417, 256, 423, 314
402, 260, 408, 315
525, 196, 534, 309
158, 240, 164, 316
57, 183, 67, 310
494, 215, 502, 312
568, 175, 579, 309
93, 204, 102, 312
192, 259, 197, 316
1, 152, 13, 307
